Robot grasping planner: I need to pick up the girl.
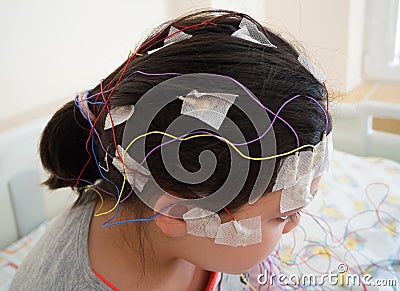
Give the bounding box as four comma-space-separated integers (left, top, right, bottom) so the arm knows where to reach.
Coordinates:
10, 9, 331, 291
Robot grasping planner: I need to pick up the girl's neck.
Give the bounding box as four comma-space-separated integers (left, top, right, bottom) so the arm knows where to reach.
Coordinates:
87, 199, 210, 290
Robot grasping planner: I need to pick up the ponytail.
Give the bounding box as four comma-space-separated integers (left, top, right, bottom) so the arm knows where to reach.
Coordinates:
39, 100, 100, 190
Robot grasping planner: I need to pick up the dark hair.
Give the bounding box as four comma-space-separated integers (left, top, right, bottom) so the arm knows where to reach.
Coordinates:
40, 9, 331, 213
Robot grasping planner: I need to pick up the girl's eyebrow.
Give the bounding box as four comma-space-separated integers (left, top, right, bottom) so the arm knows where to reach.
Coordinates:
278, 208, 302, 217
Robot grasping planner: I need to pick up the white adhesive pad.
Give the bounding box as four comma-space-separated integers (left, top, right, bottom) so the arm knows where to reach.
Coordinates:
112, 145, 150, 192
104, 105, 135, 130
180, 90, 237, 130
232, 18, 277, 48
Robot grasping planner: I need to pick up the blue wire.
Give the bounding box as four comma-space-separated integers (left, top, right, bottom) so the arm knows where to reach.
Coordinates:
102, 203, 173, 227
87, 100, 105, 105
74, 93, 120, 197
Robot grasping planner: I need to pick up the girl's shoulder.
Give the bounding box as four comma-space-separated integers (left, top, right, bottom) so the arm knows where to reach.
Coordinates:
9, 199, 110, 291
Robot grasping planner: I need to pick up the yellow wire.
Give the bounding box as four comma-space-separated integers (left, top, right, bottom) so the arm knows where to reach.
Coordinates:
240, 273, 257, 291
124, 131, 317, 161
96, 130, 317, 217
128, 51, 144, 58
80, 186, 105, 216
93, 168, 127, 216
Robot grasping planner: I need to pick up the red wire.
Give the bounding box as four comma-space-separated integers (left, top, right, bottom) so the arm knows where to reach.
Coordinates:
223, 207, 236, 221
92, 268, 120, 291
75, 13, 238, 186
74, 55, 135, 186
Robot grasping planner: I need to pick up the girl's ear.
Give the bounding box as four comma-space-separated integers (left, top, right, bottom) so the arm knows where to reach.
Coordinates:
153, 194, 187, 238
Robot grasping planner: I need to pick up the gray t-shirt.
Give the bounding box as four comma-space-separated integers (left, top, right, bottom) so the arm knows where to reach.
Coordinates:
9, 198, 112, 290
9, 198, 250, 291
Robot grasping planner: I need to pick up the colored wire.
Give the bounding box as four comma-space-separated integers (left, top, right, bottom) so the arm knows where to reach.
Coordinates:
102, 203, 173, 228
240, 273, 257, 291
75, 11, 329, 194
82, 186, 104, 216
91, 90, 324, 218
83, 14, 235, 185
74, 12, 329, 189
80, 13, 308, 185
74, 94, 121, 195
70, 15, 328, 227
270, 183, 399, 290
223, 207, 236, 221
95, 131, 316, 220
125, 130, 317, 162
90, 88, 322, 218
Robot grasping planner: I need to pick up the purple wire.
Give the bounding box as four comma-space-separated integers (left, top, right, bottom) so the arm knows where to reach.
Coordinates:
90, 126, 134, 203
76, 95, 132, 200
85, 70, 181, 100
133, 92, 328, 172
129, 71, 330, 147
87, 70, 332, 151
87, 70, 311, 148
54, 177, 114, 196
214, 73, 300, 147
81, 70, 329, 209
55, 175, 134, 203
234, 94, 329, 146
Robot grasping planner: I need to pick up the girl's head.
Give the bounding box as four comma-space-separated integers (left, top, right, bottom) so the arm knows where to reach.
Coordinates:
40, 10, 331, 273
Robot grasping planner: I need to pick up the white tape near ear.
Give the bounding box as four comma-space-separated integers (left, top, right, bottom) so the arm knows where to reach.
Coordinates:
112, 145, 150, 192
180, 90, 238, 130
214, 216, 262, 247
183, 207, 262, 247
232, 18, 277, 48
183, 208, 221, 238
274, 133, 333, 213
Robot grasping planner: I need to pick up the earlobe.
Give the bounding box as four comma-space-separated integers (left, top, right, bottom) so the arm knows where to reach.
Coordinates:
153, 194, 187, 238
155, 214, 187, 238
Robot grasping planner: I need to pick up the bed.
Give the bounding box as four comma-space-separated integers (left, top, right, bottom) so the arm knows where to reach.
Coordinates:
0, 116, 75, 290
0, 101, 399, 290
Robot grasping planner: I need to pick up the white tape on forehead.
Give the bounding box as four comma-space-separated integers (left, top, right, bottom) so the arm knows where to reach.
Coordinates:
298, 53, 327, 83
112, 145, 150, 192
274, 133, 333, 213
279, 173, 313, 214
183, 207, 262, 247
180, 90, 238, 130
232, 18, 277, 48
147, 26, 192, 55
104, 105, 135, 130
